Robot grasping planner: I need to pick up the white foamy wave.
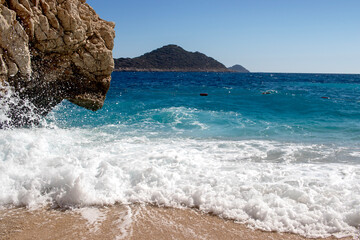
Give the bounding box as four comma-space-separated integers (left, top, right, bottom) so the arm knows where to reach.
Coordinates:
135, 107, 209, 130
0, 83, 46, 128
0, 127, 359, 238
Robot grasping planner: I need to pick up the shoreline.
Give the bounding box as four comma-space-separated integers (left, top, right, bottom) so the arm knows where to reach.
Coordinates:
0, 204, 355, 240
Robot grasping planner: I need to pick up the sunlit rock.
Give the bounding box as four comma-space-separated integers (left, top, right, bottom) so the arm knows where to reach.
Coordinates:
0, 0, 115, 126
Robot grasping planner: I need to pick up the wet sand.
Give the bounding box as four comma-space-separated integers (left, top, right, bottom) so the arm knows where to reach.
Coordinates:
0, 204, 355, 240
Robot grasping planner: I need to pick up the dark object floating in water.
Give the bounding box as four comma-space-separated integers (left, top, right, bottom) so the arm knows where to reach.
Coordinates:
200, 93, 208, 96
321, 97, 330, 99
262, 92, 271, 95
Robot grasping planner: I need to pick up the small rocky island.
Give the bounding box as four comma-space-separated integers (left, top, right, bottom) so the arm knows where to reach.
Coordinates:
228, 64, 250, 73
114, 45, 241, 72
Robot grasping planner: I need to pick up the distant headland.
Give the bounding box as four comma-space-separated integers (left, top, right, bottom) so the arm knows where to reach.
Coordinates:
114, 45, 249, 73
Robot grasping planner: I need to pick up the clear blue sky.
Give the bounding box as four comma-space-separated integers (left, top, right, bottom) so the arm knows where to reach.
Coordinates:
87, 0, 360, 73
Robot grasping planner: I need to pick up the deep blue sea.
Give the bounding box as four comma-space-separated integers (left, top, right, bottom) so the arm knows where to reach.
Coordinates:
1, 72, 360, 237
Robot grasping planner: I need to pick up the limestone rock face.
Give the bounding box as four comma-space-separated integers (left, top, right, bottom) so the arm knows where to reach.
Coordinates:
0, 0, 115, 119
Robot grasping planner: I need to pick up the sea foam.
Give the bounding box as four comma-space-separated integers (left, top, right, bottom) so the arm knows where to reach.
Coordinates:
0, 83, 45, 128
0, 127, 359, 238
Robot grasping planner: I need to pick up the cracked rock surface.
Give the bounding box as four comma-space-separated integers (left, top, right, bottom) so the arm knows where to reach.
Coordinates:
0, 0, 115, 121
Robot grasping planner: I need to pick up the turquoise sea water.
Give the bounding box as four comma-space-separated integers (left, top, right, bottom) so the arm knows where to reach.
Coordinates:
57, 72, 360, 142
1, 72, 360, 237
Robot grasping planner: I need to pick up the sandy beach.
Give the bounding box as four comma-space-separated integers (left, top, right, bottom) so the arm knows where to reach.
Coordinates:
0, 205, 355, 240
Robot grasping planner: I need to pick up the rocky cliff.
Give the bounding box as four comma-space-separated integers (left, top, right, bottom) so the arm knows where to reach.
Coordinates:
0, 0, 115, 126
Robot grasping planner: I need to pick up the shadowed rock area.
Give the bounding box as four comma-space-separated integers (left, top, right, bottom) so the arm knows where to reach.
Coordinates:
0, 0, 115, 126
